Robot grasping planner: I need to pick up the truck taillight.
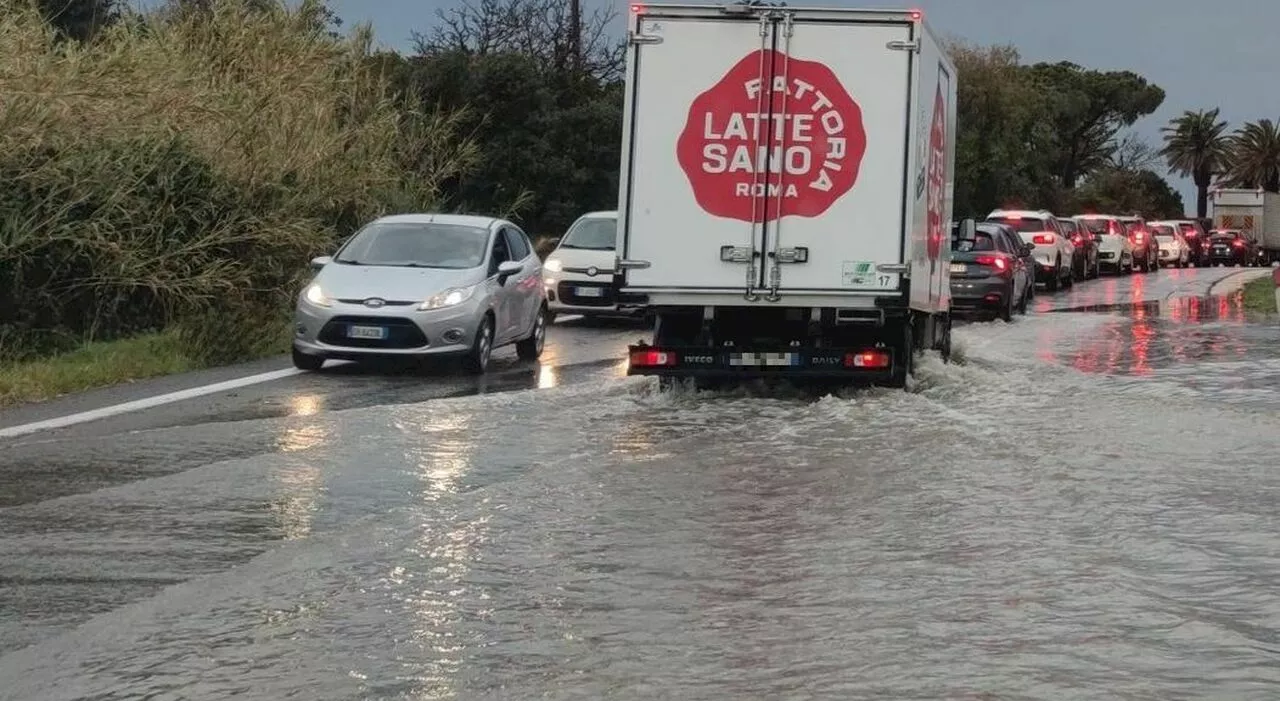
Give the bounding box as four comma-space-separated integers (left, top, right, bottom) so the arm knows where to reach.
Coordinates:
630, 349, 676, 367
908, 9, 922, 20
1032, 233, 1055, 245
844, 350, 891, 369
1233, 239, 1245, 247
630, 3, 645, 14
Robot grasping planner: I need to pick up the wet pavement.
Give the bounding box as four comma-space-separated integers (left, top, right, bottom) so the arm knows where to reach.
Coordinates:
1, 267, 1279, 699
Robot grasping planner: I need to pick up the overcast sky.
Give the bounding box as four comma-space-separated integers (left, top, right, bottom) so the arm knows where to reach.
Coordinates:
143, 0, 1280, 213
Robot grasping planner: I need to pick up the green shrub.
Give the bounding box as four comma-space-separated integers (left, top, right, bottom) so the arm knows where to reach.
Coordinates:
0, 0, 476, 363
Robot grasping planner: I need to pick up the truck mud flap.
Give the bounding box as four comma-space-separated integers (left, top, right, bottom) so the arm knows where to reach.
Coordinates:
626, 345, 898, 381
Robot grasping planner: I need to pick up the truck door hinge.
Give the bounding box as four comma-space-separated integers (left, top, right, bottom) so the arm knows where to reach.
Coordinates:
887, 40, 920, 52
628, 31, 663, 45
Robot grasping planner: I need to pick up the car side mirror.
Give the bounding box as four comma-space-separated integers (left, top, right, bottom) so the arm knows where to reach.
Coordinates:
496, 260, 523, 284
1022, 244, 1034, 256
310, 255, 332, 272
958, 218, 977, 242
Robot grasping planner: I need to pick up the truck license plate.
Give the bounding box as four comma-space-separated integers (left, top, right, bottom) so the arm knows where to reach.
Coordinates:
576, 286, 604, 297
348, 325, 387, 340
728, 352, 798, 367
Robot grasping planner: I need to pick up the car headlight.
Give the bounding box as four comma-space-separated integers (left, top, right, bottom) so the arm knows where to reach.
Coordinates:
420, 285, 477, 310
304, 283, 331, 307
543, 258, 563, 272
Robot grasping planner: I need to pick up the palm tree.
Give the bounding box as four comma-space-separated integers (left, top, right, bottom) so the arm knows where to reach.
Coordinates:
1223, 119, 1280, 192
1160, 108, 1231, 218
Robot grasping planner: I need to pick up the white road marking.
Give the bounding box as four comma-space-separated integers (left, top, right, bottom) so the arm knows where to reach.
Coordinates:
0, 367, 305, 439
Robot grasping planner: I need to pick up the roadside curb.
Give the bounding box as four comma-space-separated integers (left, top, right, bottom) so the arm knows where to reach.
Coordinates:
1206, 267, 1274, 297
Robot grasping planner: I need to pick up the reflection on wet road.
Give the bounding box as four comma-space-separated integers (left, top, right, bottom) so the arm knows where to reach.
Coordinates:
2, 268, 1280, 699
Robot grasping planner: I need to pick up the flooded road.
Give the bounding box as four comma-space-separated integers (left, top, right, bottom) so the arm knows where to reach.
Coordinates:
2, 266, 1279, 699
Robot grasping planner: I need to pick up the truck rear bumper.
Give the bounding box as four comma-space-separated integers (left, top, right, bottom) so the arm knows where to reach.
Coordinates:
626, 345, 898, 382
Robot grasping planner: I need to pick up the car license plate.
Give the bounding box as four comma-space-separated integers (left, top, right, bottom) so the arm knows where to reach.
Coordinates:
347, 325, 386, 340
949, 262, 966, 273
576, 286, 604, 297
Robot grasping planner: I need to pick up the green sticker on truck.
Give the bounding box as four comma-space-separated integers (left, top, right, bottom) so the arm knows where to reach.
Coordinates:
842, 261, 898, 289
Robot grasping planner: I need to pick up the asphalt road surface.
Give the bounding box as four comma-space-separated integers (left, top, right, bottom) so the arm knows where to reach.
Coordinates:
2, 265, 1279, 700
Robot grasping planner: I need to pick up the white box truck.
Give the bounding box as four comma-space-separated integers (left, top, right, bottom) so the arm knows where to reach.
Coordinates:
614, 1, 957, 388
1208, 187, 1280, 265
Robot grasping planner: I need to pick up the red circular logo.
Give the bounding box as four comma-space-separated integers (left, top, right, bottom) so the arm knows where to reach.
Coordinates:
676, 49, 867, 223
925, 83, 947, 260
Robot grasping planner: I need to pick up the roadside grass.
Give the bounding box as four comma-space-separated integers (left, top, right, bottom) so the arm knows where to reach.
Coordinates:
1240, 275, 1277, 315
0, 327, 290, 409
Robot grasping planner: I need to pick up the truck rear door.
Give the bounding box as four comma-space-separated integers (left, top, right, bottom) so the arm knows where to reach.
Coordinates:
618, 7, 914, 295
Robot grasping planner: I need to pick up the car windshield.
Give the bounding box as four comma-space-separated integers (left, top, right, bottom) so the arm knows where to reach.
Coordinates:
1077, 218, 1116, 235
1210, 231, 1239, 240
1178, 223, 1197, 234
1058, 220, 1078, 233
1151, 225, 1175, 237
953, 232, 996, 252
989, 216, 1051, 233
334, 222, 490, 268
560, 216, 617, 250
1122, 220, 1144, 233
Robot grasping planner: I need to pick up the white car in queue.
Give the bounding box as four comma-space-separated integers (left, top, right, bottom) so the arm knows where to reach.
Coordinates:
985, 209, 1076, 291
1147, 220, 1191, 268
292, 213, 549, 375
1074, 214, 1134, 275
542, 211, 644, 321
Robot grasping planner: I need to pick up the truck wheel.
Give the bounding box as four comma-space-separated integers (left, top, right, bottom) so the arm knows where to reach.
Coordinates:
889, 322, 915, 388
938, 315, 953, 363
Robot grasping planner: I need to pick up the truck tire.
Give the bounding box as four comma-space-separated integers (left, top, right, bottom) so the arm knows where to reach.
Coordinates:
887, 320, 915, 389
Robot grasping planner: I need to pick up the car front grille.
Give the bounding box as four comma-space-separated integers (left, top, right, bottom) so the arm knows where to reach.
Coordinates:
556, 281, 615, 307
317, 315, 428, 349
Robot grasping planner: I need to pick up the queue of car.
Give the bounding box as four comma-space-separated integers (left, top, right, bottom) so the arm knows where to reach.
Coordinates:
283, 206, 1269, 376
946, 209, 1228, 321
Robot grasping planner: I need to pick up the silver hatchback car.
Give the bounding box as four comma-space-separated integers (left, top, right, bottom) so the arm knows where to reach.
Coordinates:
292, 213, 549, 374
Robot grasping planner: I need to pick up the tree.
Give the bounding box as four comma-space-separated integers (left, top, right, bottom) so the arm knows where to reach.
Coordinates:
945, 40, 1058, 217
1110, 133, 1160, 171
1160, 107, 1231, 218
1027, 61, 1165, 188
1223, 118, 1280, 192
1073, 168, 1185, 219
412, 0, 624, 84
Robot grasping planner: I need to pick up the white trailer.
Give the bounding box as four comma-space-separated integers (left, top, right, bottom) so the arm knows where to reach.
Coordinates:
1209, 188, 1280, 264
614, 1, 957, 388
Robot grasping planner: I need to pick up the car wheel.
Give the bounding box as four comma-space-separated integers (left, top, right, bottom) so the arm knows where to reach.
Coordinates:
462, 315, 494, 375
291, 347, 325, 371
999, 287, 1013, 322
1062, 259, 1073, 288
1017, 284, 1029, 314
516, 306, 547, 360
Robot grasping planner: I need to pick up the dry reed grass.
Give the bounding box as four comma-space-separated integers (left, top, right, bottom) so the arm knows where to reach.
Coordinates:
0, 0, 477, 362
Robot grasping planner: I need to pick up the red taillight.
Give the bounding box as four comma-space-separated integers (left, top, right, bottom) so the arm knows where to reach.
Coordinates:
1032, 233, 1055, 245
908, 8, 922, 20
629, 349, 676, 367
974, 254, 1010, 275
1071, 234, 1084, 246
844, 350, 891, 369
1233, 239, 1245, 247
1132, 231, 1145, 243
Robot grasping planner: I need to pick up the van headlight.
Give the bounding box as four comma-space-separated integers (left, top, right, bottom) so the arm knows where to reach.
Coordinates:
304, 283, 331, 307
420, 285, 477, 310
